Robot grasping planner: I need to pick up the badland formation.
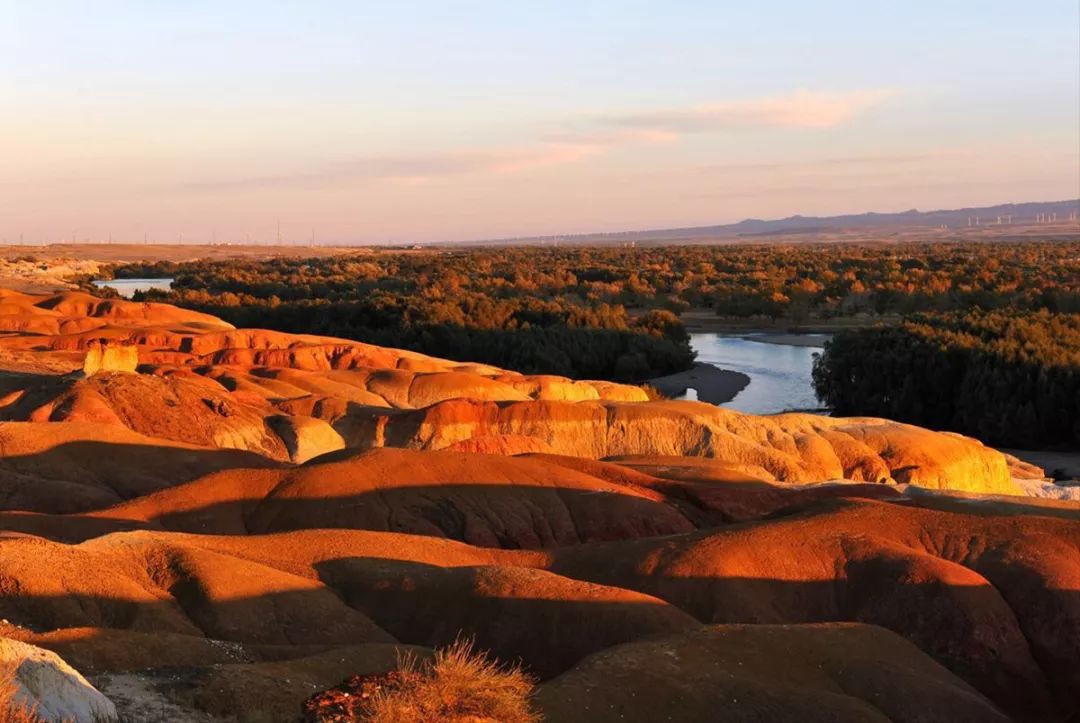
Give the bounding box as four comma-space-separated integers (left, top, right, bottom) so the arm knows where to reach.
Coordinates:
0, 288, 1076, 722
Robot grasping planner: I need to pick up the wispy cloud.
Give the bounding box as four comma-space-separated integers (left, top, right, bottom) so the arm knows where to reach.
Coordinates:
695, 149, 966, 174
177, 129, 676, 191
324, 146, 601, 182
174, 89, 893, 192
541, 128, 681, 146
178, 142, 615, 191
601, 90, 893, 133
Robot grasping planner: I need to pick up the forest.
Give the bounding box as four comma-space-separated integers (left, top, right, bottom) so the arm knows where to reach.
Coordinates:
110, 241, 1080, 321
812, 310, 1080, 448
96, 241, 1080, 416
101, 250, 700, 381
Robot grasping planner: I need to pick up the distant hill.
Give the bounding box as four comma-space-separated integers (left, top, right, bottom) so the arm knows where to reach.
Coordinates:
641, 199, 1080, 239
460, 199, 1080, 246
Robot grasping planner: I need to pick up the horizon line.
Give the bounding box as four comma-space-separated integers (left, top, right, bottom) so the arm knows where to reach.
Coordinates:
5, 196, 1079, 248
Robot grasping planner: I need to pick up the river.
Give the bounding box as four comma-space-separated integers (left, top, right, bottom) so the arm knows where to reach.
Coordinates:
93, 277, 174, 298
686, 333, 827, 415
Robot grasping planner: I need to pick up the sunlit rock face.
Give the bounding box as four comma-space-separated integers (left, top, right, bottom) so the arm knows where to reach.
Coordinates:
81, 340, 138, 376
267, 413, 346, 463
358, 399, 1020, 494
0, 290, 1028, 493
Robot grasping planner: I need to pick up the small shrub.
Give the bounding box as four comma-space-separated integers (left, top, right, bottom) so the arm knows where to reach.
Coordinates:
304, 640, 540, 723
367, 640, 539, 723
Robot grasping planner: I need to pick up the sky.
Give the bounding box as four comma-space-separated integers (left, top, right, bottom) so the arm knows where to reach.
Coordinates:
1, 1, 1078, 244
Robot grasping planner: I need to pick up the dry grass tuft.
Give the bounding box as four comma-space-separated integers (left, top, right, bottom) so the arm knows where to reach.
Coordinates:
364, 639, 540, 723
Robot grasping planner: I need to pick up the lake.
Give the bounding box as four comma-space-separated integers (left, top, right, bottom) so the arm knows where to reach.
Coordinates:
686, 333, 827, 415
93, 277, 174, 298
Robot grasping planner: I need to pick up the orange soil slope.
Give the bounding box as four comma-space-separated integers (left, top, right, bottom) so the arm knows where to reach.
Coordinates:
536, 624, 1010, 723
3, 490, 1079, 721
1, 289, 1076, 722
0, 439, 1077, 719
0, 290, 1023, 492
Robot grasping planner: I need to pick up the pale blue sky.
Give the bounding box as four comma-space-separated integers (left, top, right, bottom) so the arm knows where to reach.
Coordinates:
2, 1, 1077, 242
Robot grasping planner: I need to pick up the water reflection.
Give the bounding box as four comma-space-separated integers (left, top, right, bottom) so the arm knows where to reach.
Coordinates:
93, 278, 174, 298
686, 333, 825, 415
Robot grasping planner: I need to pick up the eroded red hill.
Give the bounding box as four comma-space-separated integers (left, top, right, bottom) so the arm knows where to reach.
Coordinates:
0, 290, 1075, 722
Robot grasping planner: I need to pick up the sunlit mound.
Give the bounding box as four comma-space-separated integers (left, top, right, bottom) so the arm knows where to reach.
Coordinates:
0, 290, 1027, 493
0, 288, 1076, 722
0, 488, 1076, 720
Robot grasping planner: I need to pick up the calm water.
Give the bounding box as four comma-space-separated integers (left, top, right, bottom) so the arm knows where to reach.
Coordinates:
688, 333, 827, 415
93, 277, 174, 298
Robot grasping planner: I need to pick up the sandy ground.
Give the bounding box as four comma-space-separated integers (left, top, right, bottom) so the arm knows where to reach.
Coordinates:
648, 362, 750, 404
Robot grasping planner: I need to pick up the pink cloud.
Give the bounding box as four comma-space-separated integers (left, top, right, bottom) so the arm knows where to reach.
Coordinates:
178, 129, 677, 190
603, 89, 894, 132
174, 90, 890, 192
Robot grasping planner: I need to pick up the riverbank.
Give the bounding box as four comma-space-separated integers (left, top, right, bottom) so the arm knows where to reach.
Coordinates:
675, 309, 900, 334
742, 332, 830, 348
648, 362, 750, 405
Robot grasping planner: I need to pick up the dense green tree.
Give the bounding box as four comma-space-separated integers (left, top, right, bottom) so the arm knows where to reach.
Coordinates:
92, 239, 1080, 397
813, 310, 1080, 447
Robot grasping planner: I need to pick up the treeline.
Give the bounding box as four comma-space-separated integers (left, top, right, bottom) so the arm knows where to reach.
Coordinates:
101, 240, 1080, 389
155, 296, 691, 381
812, 311, 1080, 448
113, 241, 1080, 324
118, 255, 694, 380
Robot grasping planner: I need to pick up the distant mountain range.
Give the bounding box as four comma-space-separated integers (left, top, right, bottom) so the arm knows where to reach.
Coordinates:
462, 199, 1079, 245
668, 199, 1079, 237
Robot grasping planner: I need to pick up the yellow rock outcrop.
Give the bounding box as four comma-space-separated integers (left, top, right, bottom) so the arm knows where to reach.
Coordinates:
82, 340, 139, 376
